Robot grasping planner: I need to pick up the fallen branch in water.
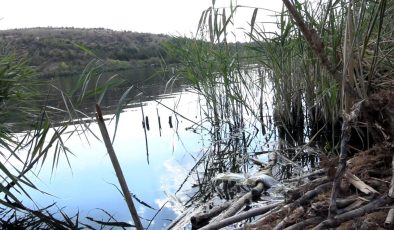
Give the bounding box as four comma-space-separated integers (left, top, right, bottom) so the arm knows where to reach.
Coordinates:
245, 182, 331, 229
191, 201, 232, 229
215, 181, 266, 221
200, 201, 283, 230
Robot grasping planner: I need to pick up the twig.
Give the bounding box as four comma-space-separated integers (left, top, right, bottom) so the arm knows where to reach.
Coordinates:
95, 104, 143, 230
282, 169, 326, 183
329, 102, 362, 216
146, 200, 168, 230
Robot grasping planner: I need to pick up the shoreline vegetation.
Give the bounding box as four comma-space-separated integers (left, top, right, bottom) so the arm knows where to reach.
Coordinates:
163, 0, 394, 229
1, 0, 394, 229
0, 27, 173, 78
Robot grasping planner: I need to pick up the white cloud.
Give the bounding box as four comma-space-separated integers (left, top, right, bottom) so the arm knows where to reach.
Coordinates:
0, 0, 282, 36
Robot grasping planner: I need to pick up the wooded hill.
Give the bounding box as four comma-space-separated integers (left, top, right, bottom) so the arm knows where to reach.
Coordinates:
0, 27, 171, 77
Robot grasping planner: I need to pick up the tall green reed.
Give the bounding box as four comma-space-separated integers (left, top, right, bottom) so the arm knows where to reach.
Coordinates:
162, 1, 275, 202
0, 51, 120, 225
163, 0, 394, 203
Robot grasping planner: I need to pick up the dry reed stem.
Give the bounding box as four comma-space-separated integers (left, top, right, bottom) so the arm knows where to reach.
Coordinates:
95, 104, 143, 230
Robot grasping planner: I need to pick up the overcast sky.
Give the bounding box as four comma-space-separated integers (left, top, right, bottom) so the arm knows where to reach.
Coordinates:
0, 0, 282, 36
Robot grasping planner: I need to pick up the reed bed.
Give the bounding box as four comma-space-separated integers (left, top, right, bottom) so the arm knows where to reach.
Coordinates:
163, 0, 394, 210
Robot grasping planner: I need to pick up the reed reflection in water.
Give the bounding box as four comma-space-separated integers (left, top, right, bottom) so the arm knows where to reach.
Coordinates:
20, 87, 207, 229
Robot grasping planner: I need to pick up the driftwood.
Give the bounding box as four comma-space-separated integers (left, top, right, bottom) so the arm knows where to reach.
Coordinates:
273, 206, 305, 230
249, 157, 268, 167
313, 195, 393, 229
245, 182, 331, 229
190, 201, 232, 229
199, 202, 283, 230
283, 217, 324, 230
168, 94, 394, 229
384, 208, 394, 227
271, 183, 331, 229
338, 196, 369, 215
336, 195, 358, 208
291, 182, 331, 208
213, 181, 265, 222
344, 170, 379, 195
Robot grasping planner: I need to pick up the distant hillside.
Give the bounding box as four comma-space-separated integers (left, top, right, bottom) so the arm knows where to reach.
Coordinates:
0, 27, 172, 77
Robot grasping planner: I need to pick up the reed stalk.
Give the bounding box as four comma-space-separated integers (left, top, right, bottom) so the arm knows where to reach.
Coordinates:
163, 0, 394, 203
95, 104, 143, 230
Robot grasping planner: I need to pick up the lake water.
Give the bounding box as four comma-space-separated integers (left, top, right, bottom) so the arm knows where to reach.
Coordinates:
8, 66, 277, 229
10, 68, 211, 229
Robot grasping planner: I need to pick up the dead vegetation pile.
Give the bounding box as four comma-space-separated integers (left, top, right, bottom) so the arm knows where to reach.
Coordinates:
168, 91, 394, 230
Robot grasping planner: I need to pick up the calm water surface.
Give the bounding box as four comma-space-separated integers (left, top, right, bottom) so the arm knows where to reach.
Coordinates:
21, 80, 208, 228
13, 66, 275, 229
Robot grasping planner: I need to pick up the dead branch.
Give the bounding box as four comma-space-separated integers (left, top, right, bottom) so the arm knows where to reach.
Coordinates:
344, 170, 379, 195
337, 197, 367, 214
283, 169, 326, 183
283, 217, 324, 230
247, 182, 331, 228
313, 195, 393, 229
199, 201, 283, 230
248, 157, 268, 167
384, 208, 394, 228
214, 181, 265, 221
389, 154, 394, 198
336, 195, 358, 208
281, 0, 340, 82
329, 102, 362, 216
190, 201, 232, 229
292, 182, 331, 208
273, 206, 305, 230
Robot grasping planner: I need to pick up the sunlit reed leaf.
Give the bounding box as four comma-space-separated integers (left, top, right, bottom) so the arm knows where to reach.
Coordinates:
112, 85, 134, 143
86, 216, 135, 228
132, 194, 156, 210
250, 8, 258, 35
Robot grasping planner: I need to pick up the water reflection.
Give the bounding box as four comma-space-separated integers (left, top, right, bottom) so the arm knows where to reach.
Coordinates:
21, 82, 207, 228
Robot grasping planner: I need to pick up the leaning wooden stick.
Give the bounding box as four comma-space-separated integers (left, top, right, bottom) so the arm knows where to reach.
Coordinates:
95, 104, 143, 230
329, 102, 362, 216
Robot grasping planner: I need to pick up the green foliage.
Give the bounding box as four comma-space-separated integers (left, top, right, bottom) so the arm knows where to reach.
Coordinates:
162, 4, 272, 201
0, 53, 39, 126
0, 27, 171, 77
0, 50, 117, 224
163, 0, 394, 204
